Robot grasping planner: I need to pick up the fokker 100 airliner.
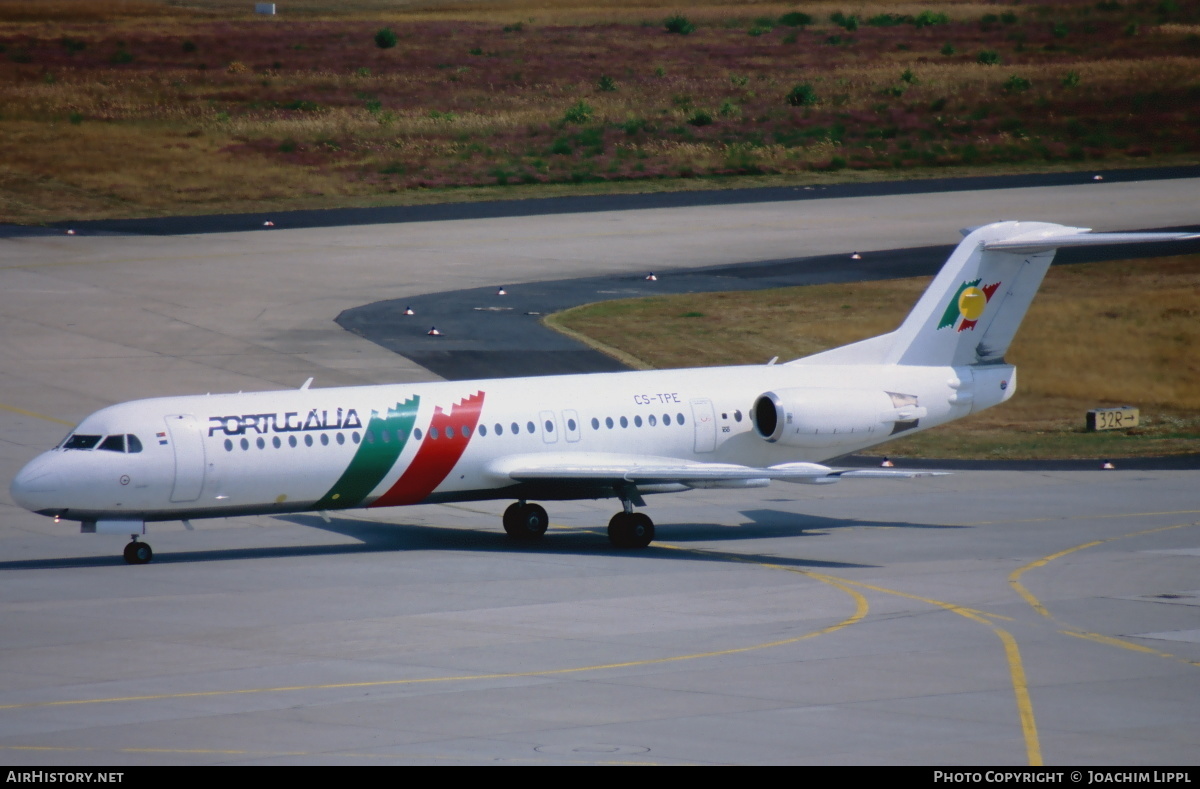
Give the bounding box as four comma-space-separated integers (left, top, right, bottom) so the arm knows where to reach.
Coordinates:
10, 221, 1196, 563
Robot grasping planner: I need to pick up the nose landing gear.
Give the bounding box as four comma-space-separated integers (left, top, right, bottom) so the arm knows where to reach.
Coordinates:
123, 537, 153, 565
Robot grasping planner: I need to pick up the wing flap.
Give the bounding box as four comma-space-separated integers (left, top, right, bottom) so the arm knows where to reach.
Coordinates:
487, 453, 947, 487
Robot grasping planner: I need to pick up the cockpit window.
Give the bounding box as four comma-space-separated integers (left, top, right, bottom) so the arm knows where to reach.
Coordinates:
62, 434, 102, 450
126, 435, 143, 453
98, 435, 125, 452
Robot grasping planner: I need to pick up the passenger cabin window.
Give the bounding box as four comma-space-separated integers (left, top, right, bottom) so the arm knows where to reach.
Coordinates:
98, 435, 125, 453
63, 434, 102, 450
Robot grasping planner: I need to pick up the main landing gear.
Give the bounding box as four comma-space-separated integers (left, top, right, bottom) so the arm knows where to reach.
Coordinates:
501, 499, 655, 549
123, 536, 153, 565
502, 501, 549, 541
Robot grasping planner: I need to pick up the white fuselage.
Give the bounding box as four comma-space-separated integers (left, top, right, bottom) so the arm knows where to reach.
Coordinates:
11, 361, 1003, 524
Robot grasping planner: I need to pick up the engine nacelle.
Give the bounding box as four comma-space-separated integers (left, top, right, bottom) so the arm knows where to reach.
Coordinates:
752, 388, 901, 449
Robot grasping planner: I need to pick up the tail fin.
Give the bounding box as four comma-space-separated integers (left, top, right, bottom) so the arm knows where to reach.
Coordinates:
796, 221, 1197, 367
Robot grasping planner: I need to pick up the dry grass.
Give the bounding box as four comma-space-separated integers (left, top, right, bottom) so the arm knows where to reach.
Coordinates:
1, 0, 1198, 223
553, 255, 1200, 458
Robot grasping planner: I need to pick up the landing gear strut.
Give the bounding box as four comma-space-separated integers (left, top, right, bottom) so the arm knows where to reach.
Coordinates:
503, 500, 549, 541
123, 536, 153, 565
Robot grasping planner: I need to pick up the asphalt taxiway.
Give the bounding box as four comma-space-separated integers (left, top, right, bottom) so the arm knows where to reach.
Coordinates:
1, 174, 1198, 764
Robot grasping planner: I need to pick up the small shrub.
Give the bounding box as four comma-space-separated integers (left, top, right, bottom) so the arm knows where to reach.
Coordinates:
730, 73, 749, 87
622, 118, 646, 135
374, 28, 397, 49
279, 138, 297, 153
284, 99, 321, 112
868, 13, 907, 27
977, 50, 1001, 65
69, 112, 83, 125
1062, 71, 1081, 88
503, 22, 523, 32
110, 48, 134, 64
654, 66, 666, 77
748, 25, 772, 37
181, 40, 196, 53
1001, 11, 1019, 24
428, 110, 456, 121
597, 75, 617, 92
718, 100, 739, 117
830, 11, 858, 29
562, 100, 593, 124
901, 69, 918, 84
355, 66, 371, 78
468, 47, 483, 55
1052, 22, 1069, 38
930, 97, 947, 112
779, 11, 812, 26
664, 14, 695, 35
61, 37, 86, 54
786, 82, 818, 107
941, 42, 956, 55
688, 109, 713, 126
1004, 75, 1032, 92
227, 60, 248, 73
914, 10, 949, 27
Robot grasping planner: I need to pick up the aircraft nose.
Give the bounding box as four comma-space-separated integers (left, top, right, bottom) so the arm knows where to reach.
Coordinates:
10, 454, 62, 513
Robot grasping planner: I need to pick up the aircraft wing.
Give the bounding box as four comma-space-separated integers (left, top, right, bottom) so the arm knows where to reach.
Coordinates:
486, 453, 947, 488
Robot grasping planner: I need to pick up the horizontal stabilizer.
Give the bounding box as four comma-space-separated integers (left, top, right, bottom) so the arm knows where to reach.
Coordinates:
983, 229, 1199, 254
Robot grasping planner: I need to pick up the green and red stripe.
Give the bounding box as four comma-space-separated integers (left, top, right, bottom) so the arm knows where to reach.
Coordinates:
370, 391, 485, 508
313, 396, 420, 510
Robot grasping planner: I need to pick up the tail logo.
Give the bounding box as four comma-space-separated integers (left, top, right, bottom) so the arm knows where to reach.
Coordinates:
939, 279, 1001, 332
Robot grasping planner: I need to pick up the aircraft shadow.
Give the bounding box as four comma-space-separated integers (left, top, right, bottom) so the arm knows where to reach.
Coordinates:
0, 509, 956, 571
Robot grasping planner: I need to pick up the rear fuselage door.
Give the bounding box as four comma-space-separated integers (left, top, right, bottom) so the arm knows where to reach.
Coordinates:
164, 414, 206, 502
690, 398, 717, 453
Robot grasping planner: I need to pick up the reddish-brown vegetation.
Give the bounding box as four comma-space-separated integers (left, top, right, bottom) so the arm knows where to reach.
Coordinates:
1, 1, 1198, 222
